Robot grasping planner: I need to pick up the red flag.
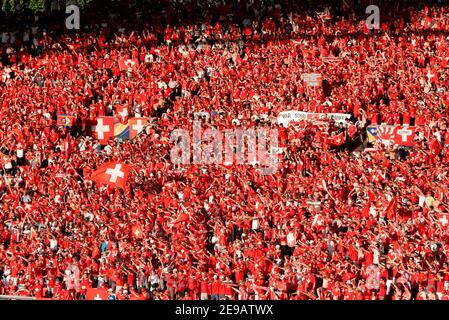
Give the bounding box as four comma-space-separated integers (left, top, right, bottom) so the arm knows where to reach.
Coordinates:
115, 105, 129, 124
86, 288, 109, 300
90, 162, 131, 189
119, 58, 138, 72
394, 126, 415, 146
329, 132, 345, 146
91, 117, 115, 144
129, 117, 149, 138
429, 139, 442, 155
131, 224, 143, 239
170, 212, 190, 226
347, 124, 357, 138
424, 67, 438, 84
422, 16, 438, 30
385, 197, 397, 220
438, 213, 449, 227
57, 114, 76, 127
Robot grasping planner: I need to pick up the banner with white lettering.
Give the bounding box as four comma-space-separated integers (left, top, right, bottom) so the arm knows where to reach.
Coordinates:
277, 111, 351, 127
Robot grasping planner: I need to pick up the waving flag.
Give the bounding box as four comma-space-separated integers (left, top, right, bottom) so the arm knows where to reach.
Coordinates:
114, 119, 130, 141
385, 197, 397, 220
119, 58, 139, 72
394, 126, 416, 146
438, 213, 449, 227
131, 224, 143, 239
329, 132, 345, 146
347, 124, 357, 138
90, 162, 131, 189
422, 16, 439, 30
129, 118, 149, 139
115, 105, 129, 124
375, 126, 396, 146
86, 288, 109, 300
57, 115, 77, 127
91, 117, 115, 144
367, 126, 378, 143
424, 67, 438, 84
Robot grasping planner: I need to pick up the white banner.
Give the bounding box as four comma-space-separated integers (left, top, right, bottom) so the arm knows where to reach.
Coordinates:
303, 73, 323, 87
277, 111, 351, 127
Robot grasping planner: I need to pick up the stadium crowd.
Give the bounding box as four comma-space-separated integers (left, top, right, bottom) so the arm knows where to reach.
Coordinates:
1, 0, 449, 300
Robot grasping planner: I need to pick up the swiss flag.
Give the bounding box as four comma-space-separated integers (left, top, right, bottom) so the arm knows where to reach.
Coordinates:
394, 126, 416, 146
129, 117, 149, 138
438, 213, 449, 227
90, 162, 131, 189
131, 224, 143, 239
115, 105, 129, 124
119, 58, 139, 72
91, 117, 115, 144
86, 288, 109, 300
347, 124, 357, 138
329, 132, 345, 146
424, 67, 438, 84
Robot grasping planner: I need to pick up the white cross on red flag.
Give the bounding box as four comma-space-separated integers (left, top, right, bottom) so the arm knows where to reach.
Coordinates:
86, 288, 109, 300
129, 117, 149, 138
438, 213, 449, 227
119, 58, 139, 72
131, 224, 143, 239
91, 116, 115, 144
115, 105, 129, 124
329, 132, 345, 146
89, 162, 131, 189
394, 126, 416, 146
424, 67, 438, 84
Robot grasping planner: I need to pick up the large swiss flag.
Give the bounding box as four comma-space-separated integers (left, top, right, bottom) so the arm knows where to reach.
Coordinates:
90, 162, 131, 189
394, 126, 416, 146
86, 288, 109, 300
91, 117, 115, 144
